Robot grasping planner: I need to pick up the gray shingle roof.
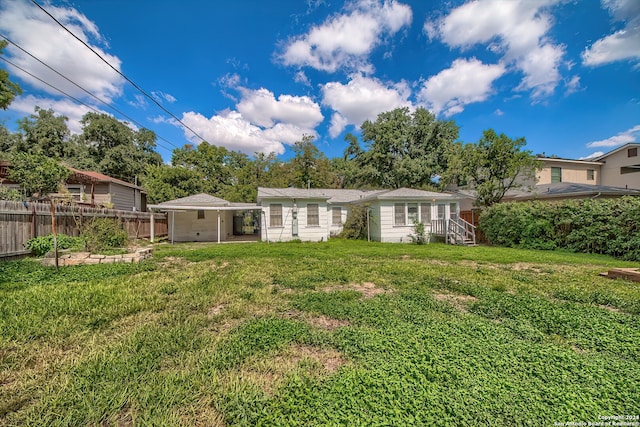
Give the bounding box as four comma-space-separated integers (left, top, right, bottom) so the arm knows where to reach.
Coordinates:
257, 187, 456, 204
156, 193, 229, 207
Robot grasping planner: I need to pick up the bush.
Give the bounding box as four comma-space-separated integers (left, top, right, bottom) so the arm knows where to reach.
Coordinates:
338, 205, 369, 240
81, 218, 128, 252
25, 234, 81, 257
0, 187, 23, 201
409, 221, 428, 245
479, 197, 640, 260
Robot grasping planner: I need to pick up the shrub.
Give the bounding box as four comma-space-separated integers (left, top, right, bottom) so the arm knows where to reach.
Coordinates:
338, 205, 369, 240
0, 186, 23, 201
81, 217, 128, 252
409, 221, 428, 245
25, 234, 81, 257
479, 197, 640, 260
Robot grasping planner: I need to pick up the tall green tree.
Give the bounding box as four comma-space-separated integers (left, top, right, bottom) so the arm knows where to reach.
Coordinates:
445, 129, 540, 207
17, 107, 70, 158
356, 107, 458, 189
8, 152, 70, 198
289, 135, 339, 189
0, 40, 22, 110
142, 164, 206, 204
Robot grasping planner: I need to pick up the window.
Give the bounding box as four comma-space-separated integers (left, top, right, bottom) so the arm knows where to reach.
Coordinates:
394, 203, 405, 225
270, 204, 282, 227
551, 167, 562, 183
332, 207, 342, 225
407, 203, 418, 224
450, 203, 458, 220
420, 203, 431, 224
587, 169, 595, 181
307, 203, 319, 226
437, 204, 446, 220
628, 147, 638, 158
197, 209, 205, 219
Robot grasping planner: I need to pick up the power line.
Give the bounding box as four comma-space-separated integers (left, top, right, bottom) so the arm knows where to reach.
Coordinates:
0, 56, 177, 155
0, 33, 181, 150
30, 0, 209, 144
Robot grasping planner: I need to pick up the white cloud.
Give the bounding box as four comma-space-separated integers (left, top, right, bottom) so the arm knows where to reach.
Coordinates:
262, 123, 318, 145
151, 91, 177, 104
586, 125, 640, 148
0, 1, 125, 102
181, 110, 288, 155
494, 109, 504, 116
418, 58, 506, 117
294, 71, 311, 86
582, 0, 640, 66
128, 94, 147, 109
564, 75, 582, 95
9, 95, 100, 134
321, 74, 412, 135
579, 151, 605, 160
236, 88, 324, 129
280, 0, 412, 72
426, 0, 564, 99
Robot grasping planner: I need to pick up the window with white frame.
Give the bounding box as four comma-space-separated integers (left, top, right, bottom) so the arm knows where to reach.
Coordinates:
332, 207, 342, 225
307, 203, 319, 226
449, 203, 457, 219
270, 204, 282, 227
394, 203, 405, 225
437, 204, 446, 220
407, 203, 418, 224
420, 203, 431, 224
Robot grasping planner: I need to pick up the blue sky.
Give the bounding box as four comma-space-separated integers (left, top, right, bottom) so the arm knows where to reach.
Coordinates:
0, 0, 638, 163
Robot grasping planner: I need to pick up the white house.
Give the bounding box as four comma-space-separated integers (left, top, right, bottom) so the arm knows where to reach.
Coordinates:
258, 187, 469, 244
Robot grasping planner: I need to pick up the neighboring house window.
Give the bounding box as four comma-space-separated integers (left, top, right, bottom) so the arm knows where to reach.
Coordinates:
197, 209, 205, 219
332, 207, 342, 226
307, 203, 319, 226
551, 167, 562, 183
420, 203, 431, 224
587, 169, 595, 181
437, 204, 446, 220
270, 204, 282, 227
394, 203, 405, 226
407, 203, 418, 224
629, 147, 638, 158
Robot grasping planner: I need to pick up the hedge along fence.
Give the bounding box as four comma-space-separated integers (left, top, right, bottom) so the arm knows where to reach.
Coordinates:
479, 197, 640, 261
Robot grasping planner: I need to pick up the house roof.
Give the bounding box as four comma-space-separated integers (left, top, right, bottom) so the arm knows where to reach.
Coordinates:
594, 142, 640, 161
149, 193, 261, 211
507, 182, 640, 200
156, 193, 230, 207
357, 187, 458, 203
536, 157, 603, 165
67, 168, 143, 190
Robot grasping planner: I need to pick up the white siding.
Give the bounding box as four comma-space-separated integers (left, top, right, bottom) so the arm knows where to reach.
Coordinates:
169, 210, 233, 242
261, 199, 330, 242
328, 205, 348, 236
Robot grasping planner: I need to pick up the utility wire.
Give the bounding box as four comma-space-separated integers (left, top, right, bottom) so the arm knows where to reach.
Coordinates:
0, 56, 177, 155
0, 34, 181, 150
30, 0, 209, 144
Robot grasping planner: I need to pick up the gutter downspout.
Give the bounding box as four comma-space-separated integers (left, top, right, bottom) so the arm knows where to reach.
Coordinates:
591, 192, 601, 199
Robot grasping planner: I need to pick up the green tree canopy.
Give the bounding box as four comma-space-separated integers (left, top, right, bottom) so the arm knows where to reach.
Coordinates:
0, 40, 22, 110
17, 107, 70, 158
289, 135, 339, 189
445, 129, 540, 207
8, 152, 70, 198
353, 107, 458, 189
142, 164, 207, 204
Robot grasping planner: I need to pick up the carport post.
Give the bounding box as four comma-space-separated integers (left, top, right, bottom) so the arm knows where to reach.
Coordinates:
217, 210, 221, 243
150, 212, 155, 243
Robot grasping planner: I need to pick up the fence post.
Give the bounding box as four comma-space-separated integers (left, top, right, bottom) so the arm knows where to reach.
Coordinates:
31, 203, 37, 239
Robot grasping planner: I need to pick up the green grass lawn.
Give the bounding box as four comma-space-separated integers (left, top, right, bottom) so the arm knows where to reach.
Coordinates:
1, 240, 639, 426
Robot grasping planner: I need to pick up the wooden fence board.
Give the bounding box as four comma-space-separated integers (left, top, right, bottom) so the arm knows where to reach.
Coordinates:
0, 200, 167, 258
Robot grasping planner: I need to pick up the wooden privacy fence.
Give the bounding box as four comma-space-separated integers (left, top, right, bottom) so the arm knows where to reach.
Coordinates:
0, 200, 168, 259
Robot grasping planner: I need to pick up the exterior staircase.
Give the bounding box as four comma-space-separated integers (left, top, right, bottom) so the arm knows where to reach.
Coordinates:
431, 217, 477, 246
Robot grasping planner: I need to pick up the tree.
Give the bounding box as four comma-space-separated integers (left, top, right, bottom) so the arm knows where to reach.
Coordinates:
17, 107, 70, 158
356, 107, 458, 189
142, 164, 206, 204
8, 152, 70, 198
289, 135, 339, 189
445, 129, 540, 207
0, 40, 22, 110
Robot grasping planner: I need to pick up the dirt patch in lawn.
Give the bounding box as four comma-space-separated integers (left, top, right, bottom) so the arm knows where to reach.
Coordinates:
235, 344, 347, 395
324, 282, 389, 299
432, 292, 478, 312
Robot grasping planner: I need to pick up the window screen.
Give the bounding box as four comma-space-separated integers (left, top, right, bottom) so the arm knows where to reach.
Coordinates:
420, 203, 431, 223
394, 203, 405, 225
270, 204, 282, 227
407, 203, 418, 224
307, 203, 319, 226
587, 169, 595, 180
332, 207, 342, 225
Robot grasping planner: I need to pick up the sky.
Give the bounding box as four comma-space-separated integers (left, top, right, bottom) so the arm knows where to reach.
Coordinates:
0, 0, 639, 164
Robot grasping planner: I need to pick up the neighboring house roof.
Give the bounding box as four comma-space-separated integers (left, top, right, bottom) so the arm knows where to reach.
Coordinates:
537, 157, 603, 165
458, 183, 640, 203
149, 193, 260, 211
67, 168, 144, 191
507, 182, 640, 200
593, 142, 640, 161
257, 187, 457, 204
